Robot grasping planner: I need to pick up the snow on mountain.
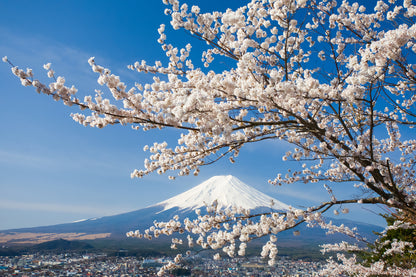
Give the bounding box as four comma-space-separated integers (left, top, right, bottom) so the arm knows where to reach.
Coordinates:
154, 175, 290, 212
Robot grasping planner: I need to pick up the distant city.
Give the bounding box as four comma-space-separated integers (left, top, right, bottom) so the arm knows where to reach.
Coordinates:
0, 251, 326, 276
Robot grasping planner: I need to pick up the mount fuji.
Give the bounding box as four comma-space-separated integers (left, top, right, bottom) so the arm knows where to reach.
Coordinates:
0, 176, 289, 243
155, 175, 290, 212
0, 175, 380, 245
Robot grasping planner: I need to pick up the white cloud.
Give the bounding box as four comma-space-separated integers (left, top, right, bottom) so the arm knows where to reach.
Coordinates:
0, 199, 125, 216
0, 148, 132, 176
0, 26, 144, 94
0, 149, 55, 168
276, 187, 327, 203
0, 29, 90, 80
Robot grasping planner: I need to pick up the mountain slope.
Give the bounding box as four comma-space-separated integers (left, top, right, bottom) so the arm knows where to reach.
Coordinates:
0, 175, 382, 245
2, 176, 288, 238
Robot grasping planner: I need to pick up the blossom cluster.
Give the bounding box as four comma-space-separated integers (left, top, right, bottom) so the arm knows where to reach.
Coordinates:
321, 253, 416, 276
126, 200, 367, 275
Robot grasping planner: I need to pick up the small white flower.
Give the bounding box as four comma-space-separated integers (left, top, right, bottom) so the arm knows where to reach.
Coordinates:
191, 5, 200, 14
88, 57, 95, 66
47, 70, 55, 78
2, 56, 8, 63
43, 63, 51, 70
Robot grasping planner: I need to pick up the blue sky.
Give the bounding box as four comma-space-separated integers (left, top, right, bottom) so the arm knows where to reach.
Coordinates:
0, 0, 387, 230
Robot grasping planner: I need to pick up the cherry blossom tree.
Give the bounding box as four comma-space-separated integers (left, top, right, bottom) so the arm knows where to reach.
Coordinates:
4, 0, 416, 275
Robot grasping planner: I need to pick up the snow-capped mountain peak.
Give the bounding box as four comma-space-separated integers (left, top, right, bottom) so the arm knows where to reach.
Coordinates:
155, 175, 290, 212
